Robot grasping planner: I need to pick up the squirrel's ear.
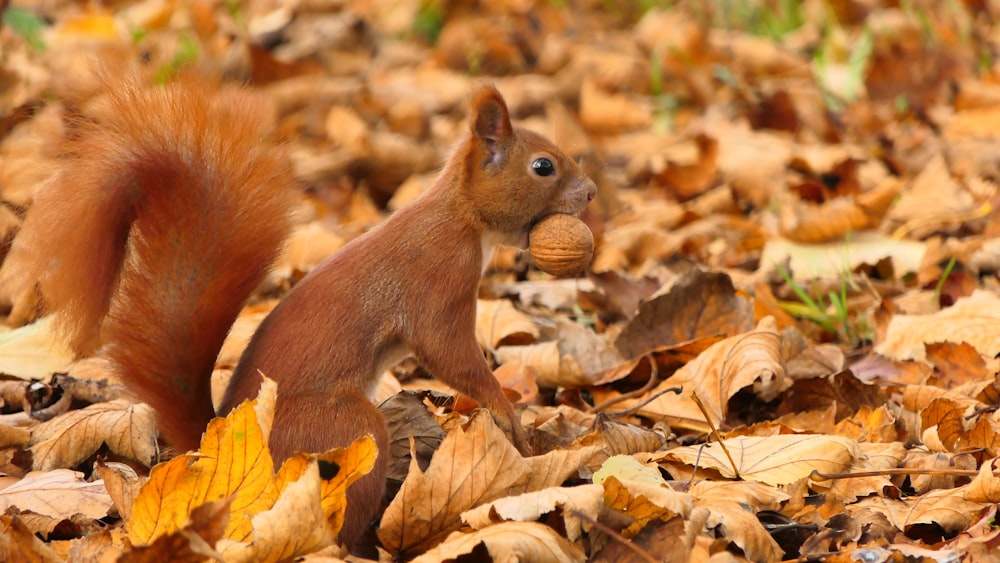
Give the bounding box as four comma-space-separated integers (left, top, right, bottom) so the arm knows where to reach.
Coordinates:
470, 85, 513, 147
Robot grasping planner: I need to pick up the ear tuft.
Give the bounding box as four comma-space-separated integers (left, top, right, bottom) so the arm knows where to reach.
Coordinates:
470, 84, 513, 145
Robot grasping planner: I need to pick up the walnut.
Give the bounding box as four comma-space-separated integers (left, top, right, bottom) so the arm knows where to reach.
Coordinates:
528, 214, 594, 277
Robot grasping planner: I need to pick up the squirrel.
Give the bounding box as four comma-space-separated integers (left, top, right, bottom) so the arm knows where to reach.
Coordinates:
4, 74, 596, 547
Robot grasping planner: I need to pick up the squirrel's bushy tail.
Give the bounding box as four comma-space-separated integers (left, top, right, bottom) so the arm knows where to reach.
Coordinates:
8, 74, 298, 450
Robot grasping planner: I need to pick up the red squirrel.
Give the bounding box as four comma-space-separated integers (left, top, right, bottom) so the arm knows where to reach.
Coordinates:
7, 74, 596, 547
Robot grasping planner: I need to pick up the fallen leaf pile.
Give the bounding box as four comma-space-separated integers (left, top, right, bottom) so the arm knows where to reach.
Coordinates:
2, 1, 1000, 561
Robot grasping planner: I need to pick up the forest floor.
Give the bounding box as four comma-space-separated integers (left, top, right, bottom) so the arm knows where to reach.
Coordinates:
1, 1, 1000, 561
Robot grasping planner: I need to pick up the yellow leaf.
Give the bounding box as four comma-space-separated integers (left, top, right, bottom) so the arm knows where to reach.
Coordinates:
275, 437, 378, 533
55, 13, 119, 41
602, 476, 692, 537
128, 396, 279, 546
220, 459, 334, 563
592, 454, 668, 486
127, 376, 378, 560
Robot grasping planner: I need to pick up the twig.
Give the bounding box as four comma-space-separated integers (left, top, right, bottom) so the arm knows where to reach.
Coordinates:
589, 354, 661, 414
602, 385, 683, 418
691, 392, 739, 479
809, 467, 988, 481
570, 509, 659, 563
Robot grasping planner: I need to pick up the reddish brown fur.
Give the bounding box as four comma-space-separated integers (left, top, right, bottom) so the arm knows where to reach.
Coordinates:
6, 76, 297, 450
10, 79, 595, 549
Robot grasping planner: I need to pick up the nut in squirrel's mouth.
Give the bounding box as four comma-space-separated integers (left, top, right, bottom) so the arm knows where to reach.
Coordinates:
521, 212, 562, 249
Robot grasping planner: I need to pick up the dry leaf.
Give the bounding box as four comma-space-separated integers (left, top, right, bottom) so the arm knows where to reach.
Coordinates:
886, 154, 979, 239
126, 377, 376, 561
0, 318, 75, 381
0, 514, 64, 562
760, 231, 927, 282
461, 484, 604, 541
378, 410, 602, 557
30, 400, 158, 470
476, 299, 539, 350
655, 134, 719, 200
690, 480, 785, 562
127, 499, 230, 562
577, 416, 666, 456
592, 454, 667, 486
876, 290, 1000, 361
410, 521, 585, 563
495, 320, 624, 389
493, 362, 539, 406
849, 461, 1000, 536
661, 434, 861, 485
779, 195, 874, 243
601, 476, 692, 537
621, 317, 785, 431
278, 223, 346, 274
925, 341, 989, 387
579, 79, 652, 134
615, 269, 753, 359
218, 461, 336, 563
96, 460, 142, 522
0, 469, 112, 520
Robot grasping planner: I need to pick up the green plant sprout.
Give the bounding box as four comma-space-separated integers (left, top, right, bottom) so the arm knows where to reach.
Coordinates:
3, 6, 47, 52
772, 261, 873, 347
931, 256, 957, 305
412, 0, 444, 44
714, 0, 804, 39
153, 35, 201, 84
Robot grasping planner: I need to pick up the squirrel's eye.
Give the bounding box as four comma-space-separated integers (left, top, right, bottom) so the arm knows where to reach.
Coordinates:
532, 158, 555, 177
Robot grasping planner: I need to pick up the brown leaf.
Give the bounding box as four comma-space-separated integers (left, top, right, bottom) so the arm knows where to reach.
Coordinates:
583, 271, 661, 321
476, 299, 539, 349
959, 417, 1000, 460
125, 500, 229, 563
826, 442, 907, 503
579, 79, 652, 134
690, 481, 787, 562
0, 319, 75, 381
885, 154, 979, 239
925, 341, 989, 387
29, 400, 158, 471
410, 521, 585, 563
655, 134, 718, 201
0, 514, 64, 563
462, 484, 603, 541
615, 269, 753, 360
602, 476, 691, 537
779, 195, 874, 243
622, 317, 784, 431
875, 290, 1000, 362
95, 461, 142, 522
495, 341, 568, 387
660, 434, 861, 485
380, 391, 447, 485
0, 469, 112, 520
577, 416, 665, 457
377, 410, 602, 557
920, 398, 966, 452
776, 370, 888, 422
